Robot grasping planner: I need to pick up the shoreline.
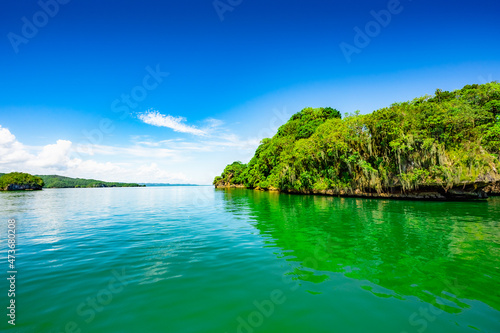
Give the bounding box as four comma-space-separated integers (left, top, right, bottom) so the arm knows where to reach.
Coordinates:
215, 181, 499, 201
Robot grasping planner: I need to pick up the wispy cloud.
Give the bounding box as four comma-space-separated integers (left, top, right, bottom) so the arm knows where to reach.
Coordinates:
0, 125, 191, 183
137, 109, 207, 136
0, 119, 260, 185
128, 133, 260, 153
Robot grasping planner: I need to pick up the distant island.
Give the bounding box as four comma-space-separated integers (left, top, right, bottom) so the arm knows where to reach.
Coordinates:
0, 173, 144, 190
0, 172, 44, 191
214, 82, 500, 200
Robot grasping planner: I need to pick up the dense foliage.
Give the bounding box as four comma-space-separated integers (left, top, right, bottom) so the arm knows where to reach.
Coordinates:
214, 83, 500, 193
0, 172, 44, 189
40, 175, 143, 188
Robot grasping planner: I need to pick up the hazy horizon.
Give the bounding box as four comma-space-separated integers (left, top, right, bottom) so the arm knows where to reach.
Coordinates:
1, 0, 499, 184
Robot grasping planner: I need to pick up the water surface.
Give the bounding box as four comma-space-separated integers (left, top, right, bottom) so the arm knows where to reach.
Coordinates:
0, 187, 499, 332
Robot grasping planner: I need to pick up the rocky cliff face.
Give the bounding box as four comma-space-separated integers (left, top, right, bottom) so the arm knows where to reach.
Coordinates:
2, 184, 43, 191
215, 182, 490, 200
283, 185, 487, 200
214, 182, 246, 189
484, 182, 500, 196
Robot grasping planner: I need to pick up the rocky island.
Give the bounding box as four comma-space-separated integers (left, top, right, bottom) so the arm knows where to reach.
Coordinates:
214, 83, 500, 200
0, 172, 44, 191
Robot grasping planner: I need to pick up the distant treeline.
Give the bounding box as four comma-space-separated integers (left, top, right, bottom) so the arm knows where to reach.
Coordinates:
39, 175, 144, 188
0, 173, 144, 188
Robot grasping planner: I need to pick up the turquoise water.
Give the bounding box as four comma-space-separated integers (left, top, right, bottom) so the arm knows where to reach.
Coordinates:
0, 187, 499, 332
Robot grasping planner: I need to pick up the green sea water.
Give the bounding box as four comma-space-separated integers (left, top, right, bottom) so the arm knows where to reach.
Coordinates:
0, 187, 499, 333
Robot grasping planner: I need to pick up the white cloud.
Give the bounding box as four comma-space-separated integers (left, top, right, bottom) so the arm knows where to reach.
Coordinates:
30, 140, 72, 169
136, 163, 188, 183
0, 122, 261, 185
127, 131, 260, 153
67, 158, 123, 175
0, 125, 193, 183
138, 109, 207, 136
74, 143, 179, 160
0, 126, 32, 165
203, 118, 224, 130
0, 126, 16, 145
134, 139, 180, 147
204, 133, 261, 150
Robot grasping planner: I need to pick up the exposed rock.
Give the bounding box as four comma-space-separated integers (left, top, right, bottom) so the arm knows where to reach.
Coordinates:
214, 182, 246, 189
2, 183, 43, 191
484, 182, 500, 196
215, 181, 492, 200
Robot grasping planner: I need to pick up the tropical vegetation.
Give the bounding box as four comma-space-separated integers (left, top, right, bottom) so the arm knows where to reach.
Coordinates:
39, 175, 143, 188
0, 172, 44, 190
0, 173, 144, 189
214, 83, 500, 194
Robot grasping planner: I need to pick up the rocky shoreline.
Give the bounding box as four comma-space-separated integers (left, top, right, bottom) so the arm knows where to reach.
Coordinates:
484, 182, 500, 196
1, 184, 43, 191
215, 181, 499, 200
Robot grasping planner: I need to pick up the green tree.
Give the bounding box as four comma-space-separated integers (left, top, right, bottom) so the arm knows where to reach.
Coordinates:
0, 172, 44, 190
214, 83, 500, 194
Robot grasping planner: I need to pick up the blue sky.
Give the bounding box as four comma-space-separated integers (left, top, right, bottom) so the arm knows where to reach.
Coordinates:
1, 0, 499, 184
